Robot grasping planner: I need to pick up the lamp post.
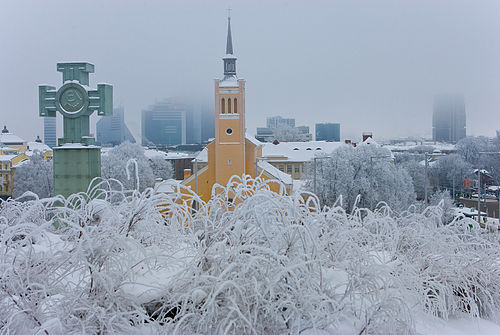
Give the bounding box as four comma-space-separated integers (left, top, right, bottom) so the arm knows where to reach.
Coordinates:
424, 152, 429, 206
477, 152, 500, 222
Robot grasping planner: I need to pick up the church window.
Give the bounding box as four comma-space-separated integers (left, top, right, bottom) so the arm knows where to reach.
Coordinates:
221, 98, 225, 114
228, 159, 232, 166
226, 128, 233, 135
228, 98, 232, 113
295, 165, 300, 173
287, 165, 292, 174
279, 165, 284, 172
234, 98, 237, 114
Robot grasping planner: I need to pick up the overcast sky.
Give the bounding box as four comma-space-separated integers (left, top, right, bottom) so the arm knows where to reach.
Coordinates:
1, 0, 499, 143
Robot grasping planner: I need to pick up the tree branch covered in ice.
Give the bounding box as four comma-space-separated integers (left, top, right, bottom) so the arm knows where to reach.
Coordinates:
1, 175, 500, 334
302, 145, 415, 212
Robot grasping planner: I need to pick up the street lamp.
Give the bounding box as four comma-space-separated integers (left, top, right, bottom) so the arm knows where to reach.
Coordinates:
477, 152, 500, 223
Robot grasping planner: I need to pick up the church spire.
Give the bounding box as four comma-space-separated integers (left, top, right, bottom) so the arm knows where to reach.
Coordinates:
223, 9, 237, 79
226, 13, 233, 55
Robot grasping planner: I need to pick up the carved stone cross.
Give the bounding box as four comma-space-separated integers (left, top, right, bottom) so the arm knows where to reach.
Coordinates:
39, 62, 112, 145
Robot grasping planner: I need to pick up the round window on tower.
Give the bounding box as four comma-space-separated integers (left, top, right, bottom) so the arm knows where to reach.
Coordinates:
226, 128, 233, 135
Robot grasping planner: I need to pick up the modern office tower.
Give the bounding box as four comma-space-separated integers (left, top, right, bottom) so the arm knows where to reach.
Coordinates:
267, 116, 295, 129
43, 117, 57, 148
96, 107, 135, 146
201, 104, 215, 142
142, 98, 203, 148
432, 94, 466, 143
316, 123, 340, 141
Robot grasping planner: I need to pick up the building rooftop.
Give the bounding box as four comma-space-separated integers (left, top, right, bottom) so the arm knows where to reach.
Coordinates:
26, 141, 52, 156
262, 141, 345, 162
0, 131, 26, 145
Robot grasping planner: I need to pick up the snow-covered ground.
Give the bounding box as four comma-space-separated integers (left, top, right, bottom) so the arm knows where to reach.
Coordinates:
1, 175, 500, 334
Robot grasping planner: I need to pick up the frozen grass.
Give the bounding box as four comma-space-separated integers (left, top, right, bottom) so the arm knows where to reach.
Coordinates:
1, 176, 499, 334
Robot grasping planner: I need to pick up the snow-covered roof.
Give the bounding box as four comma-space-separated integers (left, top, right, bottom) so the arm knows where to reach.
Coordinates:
26, 141, 52, 155
359, 137, 379, 146
246, 134, 263, 147
194, 148, 208, 163
258, 160, 293, 185
165, 152, 196, 160
144, 148, 168, 160
0, 154, 17, 162
56, 143, 100, 150
418, 159, 437, 167
0, 132, 26, 144
154, 179, 182, 194
262, 141, 344, 162
383, 141, 456, 152
219, 77, 239, 87
12, 159, 29, 168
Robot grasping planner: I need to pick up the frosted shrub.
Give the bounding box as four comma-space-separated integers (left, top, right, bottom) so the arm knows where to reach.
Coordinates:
1, 175, 499, 334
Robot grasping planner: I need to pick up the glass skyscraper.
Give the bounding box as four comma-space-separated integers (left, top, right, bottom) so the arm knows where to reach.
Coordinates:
43, 117, 57, 148
432, 94, 466, 144
315, 123, 340, 142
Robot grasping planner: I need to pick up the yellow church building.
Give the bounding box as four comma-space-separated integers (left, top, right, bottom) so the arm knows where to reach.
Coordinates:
181, 15, 293, 203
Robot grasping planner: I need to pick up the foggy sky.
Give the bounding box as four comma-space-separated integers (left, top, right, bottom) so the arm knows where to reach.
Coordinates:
1, 0, 499, 143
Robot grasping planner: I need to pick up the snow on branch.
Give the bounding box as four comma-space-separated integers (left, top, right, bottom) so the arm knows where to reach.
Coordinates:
0, 174, 499, 334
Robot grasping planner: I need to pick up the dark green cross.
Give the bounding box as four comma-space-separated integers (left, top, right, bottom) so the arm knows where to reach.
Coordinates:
39, 62, 112, 145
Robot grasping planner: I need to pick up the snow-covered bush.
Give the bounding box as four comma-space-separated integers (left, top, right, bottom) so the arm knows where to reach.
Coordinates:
149, 156, 174, 181
303, 144, 415, 212
13, 153, 53, 198
101, 141, 156, 191
1, 175, 500, 334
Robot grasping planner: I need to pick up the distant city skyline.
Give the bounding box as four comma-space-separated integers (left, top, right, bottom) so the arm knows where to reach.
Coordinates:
1, 1, 499, 142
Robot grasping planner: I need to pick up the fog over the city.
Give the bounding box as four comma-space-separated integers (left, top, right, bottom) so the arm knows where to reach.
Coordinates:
1, 0, 499, 142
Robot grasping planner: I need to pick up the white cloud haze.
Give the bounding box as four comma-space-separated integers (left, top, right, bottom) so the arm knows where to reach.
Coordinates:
1, 0, 499, 142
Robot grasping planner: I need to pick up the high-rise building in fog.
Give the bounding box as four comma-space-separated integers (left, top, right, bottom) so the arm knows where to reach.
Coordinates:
316, 123, 340, 141
432, 94, 466, 143
96, 107, 135, 146
142, 98, 204, 148
43, 117, 56, 148
266, 116, 295, 129
201, 104, 215, 142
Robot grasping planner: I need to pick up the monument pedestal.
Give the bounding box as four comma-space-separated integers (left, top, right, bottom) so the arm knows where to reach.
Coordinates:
39, 62, 112, 198
53, 144, 101, 198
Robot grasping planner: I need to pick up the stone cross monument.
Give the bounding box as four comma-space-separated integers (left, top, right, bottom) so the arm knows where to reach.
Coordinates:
39, 62, 113, 197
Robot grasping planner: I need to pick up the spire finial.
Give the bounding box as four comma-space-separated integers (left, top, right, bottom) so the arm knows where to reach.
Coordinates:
227, 7, 231, 20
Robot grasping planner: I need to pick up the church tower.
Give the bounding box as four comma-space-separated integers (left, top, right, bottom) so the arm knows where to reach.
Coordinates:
213, 14, 246, 186
179, 13, 292, 203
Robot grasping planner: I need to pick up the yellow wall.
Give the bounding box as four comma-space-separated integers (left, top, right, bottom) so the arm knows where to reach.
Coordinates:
180, 78, 293, 205
214, 80, 247, 187
0, 153, 28, 197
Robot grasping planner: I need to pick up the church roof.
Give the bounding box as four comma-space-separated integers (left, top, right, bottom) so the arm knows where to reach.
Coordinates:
257, 160, 293, 185
246, 134, 263, 147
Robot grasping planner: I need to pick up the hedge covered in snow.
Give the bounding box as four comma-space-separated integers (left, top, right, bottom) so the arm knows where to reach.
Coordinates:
1, 176, 499, 334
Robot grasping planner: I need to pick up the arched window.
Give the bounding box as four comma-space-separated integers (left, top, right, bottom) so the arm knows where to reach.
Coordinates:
234, 98, 237, 114
228, 98, 232, 114
221, 98, 225, 114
